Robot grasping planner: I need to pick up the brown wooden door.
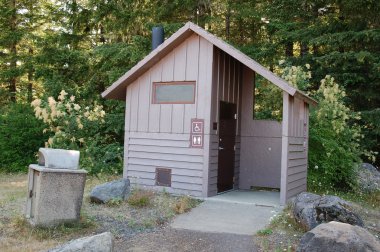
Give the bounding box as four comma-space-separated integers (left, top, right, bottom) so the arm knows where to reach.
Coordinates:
217, 101, 236, 193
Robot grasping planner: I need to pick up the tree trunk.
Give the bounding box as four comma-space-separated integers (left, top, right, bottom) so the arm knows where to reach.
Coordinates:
238, 18, 244, 44
196, 1, 210, 29
9, 0, 17, 103
225, 3, 231, 40
285, 42, 293, 57
301, 42, 308, 57
27, 48, 34, 102
313, 45, 318, 56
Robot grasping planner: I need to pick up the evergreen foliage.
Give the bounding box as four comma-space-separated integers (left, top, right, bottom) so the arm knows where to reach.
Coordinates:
0, 104, 44, 172
0, 0, 378, 176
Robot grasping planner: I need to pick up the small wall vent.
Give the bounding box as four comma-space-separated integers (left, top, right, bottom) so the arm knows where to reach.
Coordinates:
156, 168, 171, 187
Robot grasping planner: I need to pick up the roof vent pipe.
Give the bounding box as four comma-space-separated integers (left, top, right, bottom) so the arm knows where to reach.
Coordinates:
152, 26, 164, 51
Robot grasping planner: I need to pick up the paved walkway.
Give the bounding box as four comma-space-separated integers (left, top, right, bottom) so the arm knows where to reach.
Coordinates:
171, 190, 282, 235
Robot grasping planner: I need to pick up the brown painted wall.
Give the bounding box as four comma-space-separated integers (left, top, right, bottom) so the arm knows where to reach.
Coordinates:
208, 47, 243, 196
281, 93, 309, 204
239, 120, 282, 189
239, 67, 282, 189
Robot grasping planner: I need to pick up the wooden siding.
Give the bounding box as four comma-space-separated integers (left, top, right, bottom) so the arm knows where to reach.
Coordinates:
280, 93, 309, 204
234, 138, 241, 189
208, 47, 243, 195
126, 33, 210, 135
124, 34, 214, 197
126, 132, 204, 196
207, 134, 219, 196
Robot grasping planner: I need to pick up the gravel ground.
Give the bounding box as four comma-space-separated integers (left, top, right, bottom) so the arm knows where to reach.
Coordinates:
117, 227, 257, 252
1, 174, 259, 252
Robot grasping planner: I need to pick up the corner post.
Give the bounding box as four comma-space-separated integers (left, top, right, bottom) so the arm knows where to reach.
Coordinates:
280, 92, 290, 205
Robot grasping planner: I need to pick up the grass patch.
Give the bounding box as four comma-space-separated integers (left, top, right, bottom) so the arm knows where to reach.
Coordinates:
173, 195, 199, 214
257, 228, 273, 236
126, 192, 201, 231
106, 197, 123, 207
309, 186, 380, 210
10, 213, 96, 241
0, 174, 202, 251
255, 189, 380, 252
127, 189, 155, 208
253, 206, 305, 252
269, 205, 306, 233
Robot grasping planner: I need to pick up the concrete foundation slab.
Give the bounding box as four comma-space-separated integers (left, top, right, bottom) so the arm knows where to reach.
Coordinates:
206, 190, 281, 207
171, 190, 282, 235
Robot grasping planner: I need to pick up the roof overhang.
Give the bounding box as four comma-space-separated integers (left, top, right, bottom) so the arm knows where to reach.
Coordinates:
101, 22, 317, 106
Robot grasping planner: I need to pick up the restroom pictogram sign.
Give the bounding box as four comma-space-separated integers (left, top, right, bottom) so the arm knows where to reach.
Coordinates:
190, 119, 204, 148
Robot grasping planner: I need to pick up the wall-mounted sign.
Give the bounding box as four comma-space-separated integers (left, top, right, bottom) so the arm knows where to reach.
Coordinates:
190, 118, 204, 148
192, 135, 203, 147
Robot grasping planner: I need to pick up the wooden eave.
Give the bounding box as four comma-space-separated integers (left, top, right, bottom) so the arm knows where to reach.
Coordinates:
101, 22, 317, 106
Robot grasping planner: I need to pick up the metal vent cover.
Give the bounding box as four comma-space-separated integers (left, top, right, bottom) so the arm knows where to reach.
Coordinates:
155, 168, 171, 187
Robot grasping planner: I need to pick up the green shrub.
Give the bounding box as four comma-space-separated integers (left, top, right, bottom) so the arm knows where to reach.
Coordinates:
80, 135, 123, 175
277, 64, 365, 190
0, 104, 45, 172
308, 76, 363, 190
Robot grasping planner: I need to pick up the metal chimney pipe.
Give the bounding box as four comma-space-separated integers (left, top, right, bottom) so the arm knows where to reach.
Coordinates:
152, 26, 164, 51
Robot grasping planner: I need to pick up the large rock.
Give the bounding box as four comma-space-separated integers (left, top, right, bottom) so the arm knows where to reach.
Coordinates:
316, 195, 364, 227
90, 178, 130, 204
357, 163, 380, 193
49, 232, 114, 252
292, 192, 363, 230
297, 221, 380, 252
292, 192, 321, 230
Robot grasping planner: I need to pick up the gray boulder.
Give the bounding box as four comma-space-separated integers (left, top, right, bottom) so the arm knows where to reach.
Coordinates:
297, 221, 380, 252
292, 192, 363, 231
357, 163, 380, 193
49, 232, 114, 252
292, 192, 321, 230
316, 195, 364, 227
90, 178, 130, 204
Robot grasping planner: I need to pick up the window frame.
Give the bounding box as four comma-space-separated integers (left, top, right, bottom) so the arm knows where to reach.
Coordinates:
152, 81, 196, 104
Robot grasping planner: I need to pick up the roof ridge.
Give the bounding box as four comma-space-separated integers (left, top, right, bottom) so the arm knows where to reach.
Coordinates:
102, 22, 317, 106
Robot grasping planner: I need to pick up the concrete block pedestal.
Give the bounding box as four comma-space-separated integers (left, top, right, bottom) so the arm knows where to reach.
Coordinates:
26, 164, 87, 227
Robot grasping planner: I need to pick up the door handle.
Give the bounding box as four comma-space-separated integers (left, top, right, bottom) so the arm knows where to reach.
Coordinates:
219, 147, 224, 150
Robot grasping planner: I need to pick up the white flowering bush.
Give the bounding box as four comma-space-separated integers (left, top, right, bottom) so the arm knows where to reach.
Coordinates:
31, 90, 123, 174
308, 75, 364, 190
31, 90, 106, 149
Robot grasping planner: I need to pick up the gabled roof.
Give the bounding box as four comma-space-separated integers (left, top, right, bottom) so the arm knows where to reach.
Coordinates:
102, 22, 317, 106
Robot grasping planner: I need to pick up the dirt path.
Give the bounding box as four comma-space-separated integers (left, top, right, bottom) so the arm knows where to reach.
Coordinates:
0, 174, 258, 252
117, 227, 257, 252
